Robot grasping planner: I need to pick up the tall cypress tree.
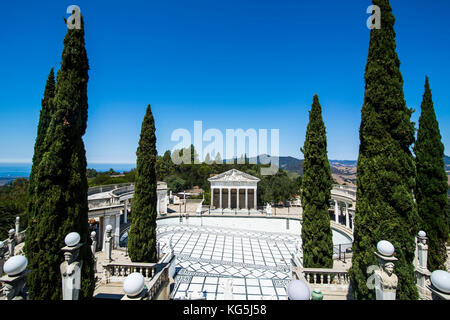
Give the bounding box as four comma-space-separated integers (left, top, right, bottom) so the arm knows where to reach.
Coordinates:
349, 0, 419, 300
300, 95, 334, 268
128, 104, 158, 262
414, 77, 449, 271
25, 68, 56, 231
26, 17, 94, 300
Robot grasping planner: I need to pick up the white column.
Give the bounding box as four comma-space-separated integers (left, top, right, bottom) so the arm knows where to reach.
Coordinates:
115, 213, 120, 248
351, 215, 354, 232
345, 202, 350, 228
334, 200, 339, 223
245, 188, 248, 209
124, 201, 128, 223
219, 187, 223, 209
254, 188, 257, 209
157, 196, 160, 215
228, 188, 231, 209
211, 188, 214, 208
237, 188, 240, 209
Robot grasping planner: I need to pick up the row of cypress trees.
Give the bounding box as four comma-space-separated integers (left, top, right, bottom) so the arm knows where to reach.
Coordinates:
349, 0, 448, 300
301, 0, 448, 302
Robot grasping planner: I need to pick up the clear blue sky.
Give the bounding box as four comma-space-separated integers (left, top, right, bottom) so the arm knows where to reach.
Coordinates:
1, 0, 449, 164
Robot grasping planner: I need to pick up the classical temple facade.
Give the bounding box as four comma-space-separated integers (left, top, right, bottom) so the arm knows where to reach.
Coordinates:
208, 169, 260, 210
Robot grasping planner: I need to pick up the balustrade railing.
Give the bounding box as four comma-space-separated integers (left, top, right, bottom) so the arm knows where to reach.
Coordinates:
303, 268, 350, 286
103, 262, 158, 283
102, 255, 173, 300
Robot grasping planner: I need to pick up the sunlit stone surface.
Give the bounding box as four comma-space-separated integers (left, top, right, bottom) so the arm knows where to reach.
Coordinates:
64, 232, 80, 247
4, 255, 27, 276
377, 240, 395, 257
430, 270, 450, 294
123, 272, 145, 297
287, 280, 310, 300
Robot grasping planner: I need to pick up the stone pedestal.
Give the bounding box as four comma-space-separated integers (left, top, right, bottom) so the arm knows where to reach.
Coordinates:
0, 255, 29, 300
374, 241, 398, 300
0, 272, 29, 300
60, 232, 83, 300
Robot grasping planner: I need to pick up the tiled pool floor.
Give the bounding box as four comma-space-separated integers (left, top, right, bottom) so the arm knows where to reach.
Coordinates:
157, 224, 300, 300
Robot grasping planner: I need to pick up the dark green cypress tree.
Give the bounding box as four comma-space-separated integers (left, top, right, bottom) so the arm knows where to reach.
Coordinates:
25, 68, 56, 232
26, 17, 95, 300
300, 95, 334, 268
349, 0, 419, 300
128, 104, 158, 262
414, 76, 449, 271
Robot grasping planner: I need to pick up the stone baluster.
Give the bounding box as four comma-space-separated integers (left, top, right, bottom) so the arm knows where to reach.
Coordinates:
0, 255, 29, 300
60, 232, 83, 300
8, 229, 15, 258
374, 240, 398, 300
105, 224, 113, 263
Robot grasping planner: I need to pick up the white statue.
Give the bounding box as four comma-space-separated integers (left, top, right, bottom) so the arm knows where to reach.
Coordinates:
266, 203, 272, 216
60, 232, 83, 300
374, 241, 398, 300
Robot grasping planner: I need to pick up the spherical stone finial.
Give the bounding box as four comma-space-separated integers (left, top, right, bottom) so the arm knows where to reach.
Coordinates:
16, 216, 20, 222
64, 232, 81, 247
4, 255, 28, 276
377, 240, 395, 257
8, 228, 15, 235
418, 230, 426, 238
123, 272, 145, 297
106, 224, 113, 232
287, 280, 310, 300
91, 231, 96, 238
430, 270, 450, 294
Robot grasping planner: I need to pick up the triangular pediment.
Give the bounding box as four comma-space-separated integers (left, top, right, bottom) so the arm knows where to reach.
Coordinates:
208, 169, 260, 182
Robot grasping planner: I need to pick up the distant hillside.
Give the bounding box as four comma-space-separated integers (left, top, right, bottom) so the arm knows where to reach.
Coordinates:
445, 155, 450, 169
246, 155, 359, 178
246, 155, 304, 175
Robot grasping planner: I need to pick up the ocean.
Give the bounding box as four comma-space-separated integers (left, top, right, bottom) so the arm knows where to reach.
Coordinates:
0, 163, 136, 179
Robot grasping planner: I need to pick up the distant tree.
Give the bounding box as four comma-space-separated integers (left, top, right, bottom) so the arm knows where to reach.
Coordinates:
214, 152, 223, 164
128, 104, 158, 262
166, 175, 186, 193
204, 153, 213, 165
300, 95, 334, 268
86, 168, 98, 178
0, 178, 29, 238
25, 17, 95, 300
414, 77, 449, 271
349, 0, 419, 300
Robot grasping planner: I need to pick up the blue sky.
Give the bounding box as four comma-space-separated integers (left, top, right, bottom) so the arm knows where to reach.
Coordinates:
0, 0, 449, 164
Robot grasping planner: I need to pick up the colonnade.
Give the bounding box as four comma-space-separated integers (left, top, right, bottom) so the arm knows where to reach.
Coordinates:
332, 199, 354, 231
211, 187, 257, 210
